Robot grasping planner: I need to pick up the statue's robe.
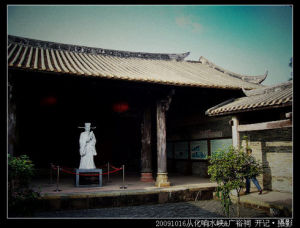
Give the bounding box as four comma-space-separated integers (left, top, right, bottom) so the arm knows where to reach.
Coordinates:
79, 131, 97, 169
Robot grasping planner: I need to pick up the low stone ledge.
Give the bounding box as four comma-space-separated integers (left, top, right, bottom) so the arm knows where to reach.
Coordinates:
36, 186, 216, 212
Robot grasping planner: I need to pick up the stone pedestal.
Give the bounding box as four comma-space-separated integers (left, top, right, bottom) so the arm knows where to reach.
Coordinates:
155, 173, 170, 187
140, 172, 155, 182
76, 169, 102, 187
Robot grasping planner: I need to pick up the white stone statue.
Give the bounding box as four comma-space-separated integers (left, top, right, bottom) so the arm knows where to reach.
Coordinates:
78, 123, 97, 169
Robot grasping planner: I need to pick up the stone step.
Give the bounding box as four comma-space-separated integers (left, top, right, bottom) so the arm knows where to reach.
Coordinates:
36, 186, 216, 212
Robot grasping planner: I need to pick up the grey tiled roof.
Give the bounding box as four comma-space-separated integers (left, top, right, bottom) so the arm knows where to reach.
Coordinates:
8, 35, 264, 90
206, 81, 293, 116
198, 56, 268, 84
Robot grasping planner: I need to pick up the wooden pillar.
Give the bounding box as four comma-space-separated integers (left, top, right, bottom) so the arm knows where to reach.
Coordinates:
8, 76, 17, 156
155, 89, 174, 187
231, 116, 240, 149
140, 106, 154, 182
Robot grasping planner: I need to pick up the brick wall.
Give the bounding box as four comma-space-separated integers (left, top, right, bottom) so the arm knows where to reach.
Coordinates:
241, 127, 292, 193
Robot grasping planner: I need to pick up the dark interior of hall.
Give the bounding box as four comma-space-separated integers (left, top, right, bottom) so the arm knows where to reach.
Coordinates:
10, 69, 244, 172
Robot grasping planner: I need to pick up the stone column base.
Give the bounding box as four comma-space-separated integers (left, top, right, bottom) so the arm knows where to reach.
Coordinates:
155, 172, 170, 187
140, 172, 155, 182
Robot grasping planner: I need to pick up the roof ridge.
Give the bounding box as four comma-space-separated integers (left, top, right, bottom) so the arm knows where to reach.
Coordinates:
242, 81, 292, 97
206, 80, 292, 116
198, 56, 268, 84
8, 35, 190, 61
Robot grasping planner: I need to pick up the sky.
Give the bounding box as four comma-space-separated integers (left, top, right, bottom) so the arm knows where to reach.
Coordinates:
7, 5, 293, 85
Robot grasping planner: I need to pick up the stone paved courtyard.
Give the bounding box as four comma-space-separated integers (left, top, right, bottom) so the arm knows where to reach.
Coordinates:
34, 200, 269, 218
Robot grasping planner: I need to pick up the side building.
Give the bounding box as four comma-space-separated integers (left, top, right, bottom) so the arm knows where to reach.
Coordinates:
206, 81, 293, 193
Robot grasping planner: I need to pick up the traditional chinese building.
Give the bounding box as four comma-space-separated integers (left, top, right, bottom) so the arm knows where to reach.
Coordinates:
206, 81, 293, 192
8, 35, 268, 187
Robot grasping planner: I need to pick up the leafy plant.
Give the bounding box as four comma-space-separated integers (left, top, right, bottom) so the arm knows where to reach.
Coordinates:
8, 154, 35, 189
208, 145, 262, 217
8, 154, 40, 217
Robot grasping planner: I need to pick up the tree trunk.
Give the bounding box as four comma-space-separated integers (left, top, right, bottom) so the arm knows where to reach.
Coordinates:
237, 190, 241, 217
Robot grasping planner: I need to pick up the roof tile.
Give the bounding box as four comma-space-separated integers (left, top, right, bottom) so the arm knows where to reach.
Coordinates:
206, 81, 292, 116
8, 35, 265, 90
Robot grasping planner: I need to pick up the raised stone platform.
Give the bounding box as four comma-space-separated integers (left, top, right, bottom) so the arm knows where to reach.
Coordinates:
37, 185, 216, 212
31, 174, 217, 212
30, 174, 292, 217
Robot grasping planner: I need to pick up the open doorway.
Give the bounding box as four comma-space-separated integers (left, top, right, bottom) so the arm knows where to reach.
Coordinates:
12, 71, 146, 174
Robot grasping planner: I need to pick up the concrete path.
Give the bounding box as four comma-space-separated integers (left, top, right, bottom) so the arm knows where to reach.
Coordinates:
229, 190, 292, 217
34, 200, 269, 218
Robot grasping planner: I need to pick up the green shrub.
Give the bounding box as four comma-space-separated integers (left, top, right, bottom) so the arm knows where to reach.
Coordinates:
8, 154, 35, 189
8, 154, 40, 217
208, 145, 262, 217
